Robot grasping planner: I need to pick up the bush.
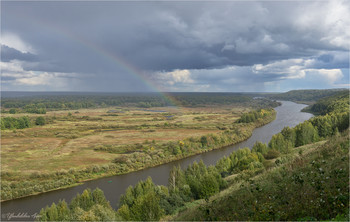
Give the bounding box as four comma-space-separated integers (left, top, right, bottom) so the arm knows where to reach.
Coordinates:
35, 116, 46, 126
264, 150, 280, 160
9, 108, 17, 114
113, 155, 128, 164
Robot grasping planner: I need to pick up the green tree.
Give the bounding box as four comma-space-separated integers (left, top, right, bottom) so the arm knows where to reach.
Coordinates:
1, 120, 5, 130
17, 117, 28, 129
295, 122, 319, 147
79, 189, 94, 211
252, 141, 268, 155
281, 126, 297, 147
117, 205, 131, 220
168, 165, 186, 192
200, 136, 208, 147
56, 200, 70, 221
215, 156, 232, 176
38, 206, 49, 221
92, 188, 109, 207
35, 116, 46, 126
268, 133, 292, 153
91, 204, 116, 221
76, 209, 97, 221
199, 173, 219, 201
186, 175, 201, 199
119, 186, 135, 208
130, 191, 164, 221
47, 203, 58, 221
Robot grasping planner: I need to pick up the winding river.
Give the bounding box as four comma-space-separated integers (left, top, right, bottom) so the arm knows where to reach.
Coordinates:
0, 101, 313, 221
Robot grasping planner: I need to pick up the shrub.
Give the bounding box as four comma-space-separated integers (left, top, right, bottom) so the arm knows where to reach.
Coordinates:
264, 150, 280, 160
35, 116, 46, 126
113, 155, 128, 164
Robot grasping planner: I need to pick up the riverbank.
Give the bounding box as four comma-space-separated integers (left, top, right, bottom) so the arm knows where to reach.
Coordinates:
1, 109, 276, 202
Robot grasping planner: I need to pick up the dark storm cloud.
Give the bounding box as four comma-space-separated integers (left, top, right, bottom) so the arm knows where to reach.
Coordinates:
1, 45, 37, 62
1, 0, 349, 91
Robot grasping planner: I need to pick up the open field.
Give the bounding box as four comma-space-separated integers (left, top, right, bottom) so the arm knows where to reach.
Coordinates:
1, 103, 276, 201
1, 105, 243, 173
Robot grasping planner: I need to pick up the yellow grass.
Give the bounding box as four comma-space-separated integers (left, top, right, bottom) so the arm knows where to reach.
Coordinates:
1, 105, 247, 174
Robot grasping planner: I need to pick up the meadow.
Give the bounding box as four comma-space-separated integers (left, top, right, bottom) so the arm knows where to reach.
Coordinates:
1, 101, 276, 201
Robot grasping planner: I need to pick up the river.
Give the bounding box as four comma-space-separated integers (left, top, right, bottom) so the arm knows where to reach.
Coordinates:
0, 101, 313, 221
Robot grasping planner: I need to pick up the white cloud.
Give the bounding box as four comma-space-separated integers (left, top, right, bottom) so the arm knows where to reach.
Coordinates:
305, 69, 343, 85
252, 59, 306, 79
155, 69, 194, 86
151, 66, 267, 92
252, 58, 345, 86
15, 73, 51, 86
1, 60, 81, 89
252, 60, 347, 90
0, 60, 24, 73
295, 0, 350, 49
1, 32, 36, 53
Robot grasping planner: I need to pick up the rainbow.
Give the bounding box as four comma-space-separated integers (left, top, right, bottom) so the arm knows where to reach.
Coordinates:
25, 14, 183, 109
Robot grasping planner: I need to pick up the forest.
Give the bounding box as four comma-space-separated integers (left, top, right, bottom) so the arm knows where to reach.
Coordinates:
36, 91, 349, 221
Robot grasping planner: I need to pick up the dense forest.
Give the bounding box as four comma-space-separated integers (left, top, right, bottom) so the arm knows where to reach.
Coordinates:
37, 91, 349, 221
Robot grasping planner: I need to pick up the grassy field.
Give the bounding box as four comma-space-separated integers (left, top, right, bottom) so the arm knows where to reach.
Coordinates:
1, 104, 276, 201
1, 106, 240, 172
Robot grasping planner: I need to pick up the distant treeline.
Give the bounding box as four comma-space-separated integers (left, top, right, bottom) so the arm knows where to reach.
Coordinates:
37, 91, 349, 221
269, 88, 348, 102
1, 93, 281, 112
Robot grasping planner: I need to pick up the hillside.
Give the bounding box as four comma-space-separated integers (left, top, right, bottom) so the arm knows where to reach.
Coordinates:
171, 91, 349, 221
304, 90, 350, 115
172, 131, 349, 221
269, 88, 348, 104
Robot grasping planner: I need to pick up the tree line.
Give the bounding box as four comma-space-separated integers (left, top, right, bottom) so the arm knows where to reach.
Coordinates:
1, 92, 282, 113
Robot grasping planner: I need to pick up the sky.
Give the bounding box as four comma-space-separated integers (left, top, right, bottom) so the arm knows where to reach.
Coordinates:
1, 0, 349, 92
